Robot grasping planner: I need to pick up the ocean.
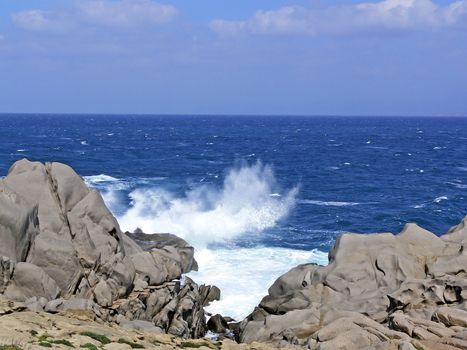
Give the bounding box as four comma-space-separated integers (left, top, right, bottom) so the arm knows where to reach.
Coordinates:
1, 114, 466, 319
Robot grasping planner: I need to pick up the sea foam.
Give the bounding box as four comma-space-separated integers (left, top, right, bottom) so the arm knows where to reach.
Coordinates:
189, 247, 328, 320
116, 162, 298, 248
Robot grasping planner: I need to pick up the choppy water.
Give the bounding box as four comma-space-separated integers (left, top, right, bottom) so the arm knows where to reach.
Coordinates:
0, 114, 466, 319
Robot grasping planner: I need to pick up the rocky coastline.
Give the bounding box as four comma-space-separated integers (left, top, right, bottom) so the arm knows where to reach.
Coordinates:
238, 217, 467, 349
0, 159, 466, 349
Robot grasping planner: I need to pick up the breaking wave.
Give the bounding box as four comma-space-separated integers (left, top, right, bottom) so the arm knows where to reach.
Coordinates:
114, 162, 298, 248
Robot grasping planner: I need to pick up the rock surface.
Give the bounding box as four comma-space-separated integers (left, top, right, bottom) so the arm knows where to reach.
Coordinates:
0, 159, 218, 339
0, 300, 289, 349
239, 216, 467, 349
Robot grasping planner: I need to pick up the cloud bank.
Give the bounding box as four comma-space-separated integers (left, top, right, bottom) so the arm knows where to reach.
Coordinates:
79, 0, 177, 27
11, 0, 177, 32
210, 0, 467, 36
12, 10, 70, 32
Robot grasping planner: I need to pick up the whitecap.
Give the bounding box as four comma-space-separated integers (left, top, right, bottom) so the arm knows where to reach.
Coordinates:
131, 176, 166, 183
434, 196, 448, 203
366, 146, 388, 150
84, 174, 119, 184
447, 182, 467, 189
80, 140, 89, 146
16, 149, 27, 152
299, 200, 360, 207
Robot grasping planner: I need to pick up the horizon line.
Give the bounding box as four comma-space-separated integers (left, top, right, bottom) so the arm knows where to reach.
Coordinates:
0, 112, 466, 118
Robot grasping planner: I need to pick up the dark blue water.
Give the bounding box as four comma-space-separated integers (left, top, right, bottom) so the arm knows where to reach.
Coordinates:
1, 114, 466, 252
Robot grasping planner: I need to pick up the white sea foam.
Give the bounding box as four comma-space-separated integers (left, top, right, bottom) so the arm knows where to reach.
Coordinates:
80, 140, 89, 146
116, 162, 298, 248
189, 247, 328, 320
84, 175, 130, 210
434, 196, 448, 203
84, 174, 119, 183
299, 199, 360, 207
447, 182, 467, 189
16, 149, 27, 152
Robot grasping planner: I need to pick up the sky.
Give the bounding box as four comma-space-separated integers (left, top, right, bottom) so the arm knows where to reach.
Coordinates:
0, 0, 466, 116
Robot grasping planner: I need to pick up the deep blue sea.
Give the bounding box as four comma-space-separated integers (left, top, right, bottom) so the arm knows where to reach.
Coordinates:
1, 115, 466, 318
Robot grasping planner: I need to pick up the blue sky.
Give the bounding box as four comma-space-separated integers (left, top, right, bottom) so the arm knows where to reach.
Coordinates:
0, 0, 466, 115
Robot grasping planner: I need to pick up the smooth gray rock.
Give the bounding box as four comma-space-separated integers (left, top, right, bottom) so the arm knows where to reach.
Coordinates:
3, 262, 60, 301
0, 159, 219, 340
0, 182, 38, 263
239, 216, 467, 349
432, 307, 467, 327
208, 314, 228, 333
2, 159, 134, 299
120, 319, 163, 332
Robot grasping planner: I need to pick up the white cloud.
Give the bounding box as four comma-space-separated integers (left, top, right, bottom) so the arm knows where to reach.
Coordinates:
210, 6, 314, 36
11, 0, 177, 32
11, 10, 69, 32
78, 0, 177, 27
209, 0, 467, 36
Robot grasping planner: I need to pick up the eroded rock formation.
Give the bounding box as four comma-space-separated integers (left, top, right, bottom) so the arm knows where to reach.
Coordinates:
0, 159, 218, 338
239, 218, 467, 349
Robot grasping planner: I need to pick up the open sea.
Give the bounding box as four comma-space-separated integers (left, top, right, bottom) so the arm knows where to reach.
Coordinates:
1, 114, 466, 319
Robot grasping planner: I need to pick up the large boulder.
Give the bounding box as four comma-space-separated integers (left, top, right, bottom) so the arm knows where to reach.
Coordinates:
2, 159, 133, 298
0, 159, 217, 339
239, 216, 467, 349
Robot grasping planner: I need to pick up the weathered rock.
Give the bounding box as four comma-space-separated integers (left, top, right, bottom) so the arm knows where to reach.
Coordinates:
3, 262, 60, 301
0, 308, 283, 349
126, 231, 198, 273
120, 319, 163, 332
208, 314, 229, 333
239, 216, 467, 349
0, 159, 219, 340
433, 307, 467, 327
0, 182, 38, 264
